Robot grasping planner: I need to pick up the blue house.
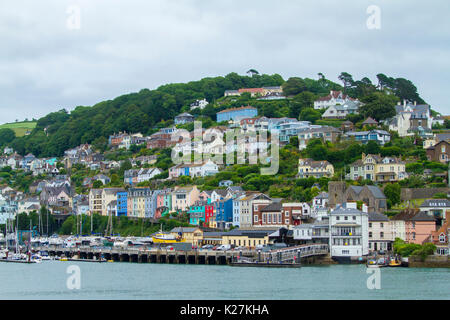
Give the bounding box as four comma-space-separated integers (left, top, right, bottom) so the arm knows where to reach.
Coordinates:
213, 198, 233, 229
117, 192, 128, 216
216, 106, 258, 122
345, 129, 391, 145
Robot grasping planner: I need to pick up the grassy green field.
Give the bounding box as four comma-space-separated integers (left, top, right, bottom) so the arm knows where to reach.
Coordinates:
0, 121, 36, 137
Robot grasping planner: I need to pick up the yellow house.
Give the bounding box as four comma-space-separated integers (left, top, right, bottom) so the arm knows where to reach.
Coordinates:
298, 158, 334, 179
221, 229, 276, 248
349, 153, 407, 182
170, 227, 204, 245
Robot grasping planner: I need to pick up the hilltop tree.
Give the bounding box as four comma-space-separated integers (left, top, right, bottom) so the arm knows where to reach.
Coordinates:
290, 91, 317, 118
0, 128, 16, 146
359, 92, 399, 121
282, 77, 307, 96
338, 72, 355, 93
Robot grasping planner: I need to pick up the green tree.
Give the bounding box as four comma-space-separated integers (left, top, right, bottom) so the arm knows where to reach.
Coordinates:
0, 128, 16, 146
92, 180, 104, 189
282, 77, 307, 96
359, 92, 398, 121
383, 183, 401, 208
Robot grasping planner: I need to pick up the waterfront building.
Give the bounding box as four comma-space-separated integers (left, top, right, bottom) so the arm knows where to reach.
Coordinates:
293, 221, 330, 245
127, 188, 152, 218
171, 185, 200, 212
391, 209, 436, 244
117, 192, 128, 216
88, 189, 103, 215
213, 198, 233, 230
329, 202, 369, 260
368, 212, 393, 252
221, 228, 277, 248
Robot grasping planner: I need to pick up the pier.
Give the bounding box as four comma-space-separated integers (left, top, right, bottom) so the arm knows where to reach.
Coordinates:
35, 244, 330, 266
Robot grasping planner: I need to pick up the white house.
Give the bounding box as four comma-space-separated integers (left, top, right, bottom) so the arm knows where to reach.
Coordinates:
188, 160, 219, 177
137, 168, 163, 183
321, 101, 359, 119
368, 212, 394, 252
190, 99, 209, 110
329, 202, 369, 260
314, 90, 356, 110
385, 101, 433, 137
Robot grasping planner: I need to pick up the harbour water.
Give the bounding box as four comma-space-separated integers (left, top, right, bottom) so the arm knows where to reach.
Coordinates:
0, 262, 448, 299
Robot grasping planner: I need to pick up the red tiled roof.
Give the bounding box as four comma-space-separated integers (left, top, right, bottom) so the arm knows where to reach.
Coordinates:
238, 88, 264, 93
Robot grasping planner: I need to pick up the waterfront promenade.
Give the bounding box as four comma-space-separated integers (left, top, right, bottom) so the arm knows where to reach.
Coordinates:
35, 243, 330, 265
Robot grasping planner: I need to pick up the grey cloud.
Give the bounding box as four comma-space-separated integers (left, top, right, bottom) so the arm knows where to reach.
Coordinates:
0, 0, 448, 124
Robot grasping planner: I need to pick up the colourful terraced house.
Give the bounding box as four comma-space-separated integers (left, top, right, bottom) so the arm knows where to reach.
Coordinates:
188, 200, 214, 226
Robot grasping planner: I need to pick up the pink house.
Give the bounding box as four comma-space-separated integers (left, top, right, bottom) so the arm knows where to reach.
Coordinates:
392, 209, 436, 244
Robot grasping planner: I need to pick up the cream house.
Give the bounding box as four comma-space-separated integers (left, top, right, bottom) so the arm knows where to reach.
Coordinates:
298, 159, 334, 179
368, 212, 394, 252
348, 153, 407, 182
171, 185, 200, 212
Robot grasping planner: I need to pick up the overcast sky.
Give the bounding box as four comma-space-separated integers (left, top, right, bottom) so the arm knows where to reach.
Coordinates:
0, 0, 449, 123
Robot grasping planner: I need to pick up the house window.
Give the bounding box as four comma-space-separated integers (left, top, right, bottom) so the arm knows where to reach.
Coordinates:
369, 223, 372, 228
353, 216, 356, 220
412, 232, 416, 240
369, 232, 372, 238
380, 232, 384, 238
380, 223, 384, 228
254, 215, 258, 223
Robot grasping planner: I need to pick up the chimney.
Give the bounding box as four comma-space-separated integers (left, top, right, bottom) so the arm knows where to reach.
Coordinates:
346, 202, 357, 209
362, 204, 368, 213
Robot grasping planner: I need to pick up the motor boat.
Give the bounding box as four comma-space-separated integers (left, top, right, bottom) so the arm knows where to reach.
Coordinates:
152, 232, 185, 244
49, 234, 64, 246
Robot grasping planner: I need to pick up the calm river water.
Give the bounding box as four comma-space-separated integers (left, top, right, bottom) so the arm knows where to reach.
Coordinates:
0, 261, 448, 299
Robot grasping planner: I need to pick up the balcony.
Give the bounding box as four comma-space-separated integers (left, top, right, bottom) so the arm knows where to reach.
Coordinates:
331, 231, 362, 237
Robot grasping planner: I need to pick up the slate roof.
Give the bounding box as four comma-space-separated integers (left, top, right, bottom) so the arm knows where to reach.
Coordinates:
420, 199, 450, 208
260, 202, 283, 212
368, 212, 389, 221
366, 186, 386, 199
170, 227, 201, 233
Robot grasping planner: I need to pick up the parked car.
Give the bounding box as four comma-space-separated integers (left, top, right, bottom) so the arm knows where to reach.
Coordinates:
202, 244, 213, 250
216, 244, 231, 251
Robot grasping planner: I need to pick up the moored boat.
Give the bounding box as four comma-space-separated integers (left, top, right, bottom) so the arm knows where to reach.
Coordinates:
151, 232, 185, 244
388, 257, 402, 267
366, 259, 379, 268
